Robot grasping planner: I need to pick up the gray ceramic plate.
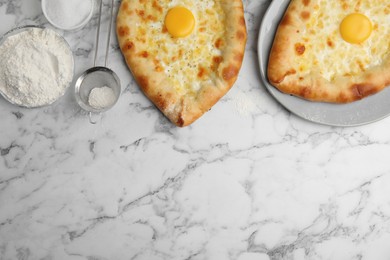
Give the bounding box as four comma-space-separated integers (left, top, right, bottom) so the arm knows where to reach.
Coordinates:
257, 0, 390, 127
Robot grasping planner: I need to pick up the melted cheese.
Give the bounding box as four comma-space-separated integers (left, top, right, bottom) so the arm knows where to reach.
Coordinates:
294, 0, 390, 81
135, 0, 225, 95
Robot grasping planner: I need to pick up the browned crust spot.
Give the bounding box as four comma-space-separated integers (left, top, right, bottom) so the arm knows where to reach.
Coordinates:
280, 13, 292, 26
211, 56, 223, 71
236, 31, 246, 40
215, 38, 224, 49
136, 76, 149, 91
198, 66, 207, 79
176, 114, 185, 127
239, 16, 246, 26
139, 51, 149, 58
118, 26, 130, 37
301, 11, 310, 20
234, 53, 243, 62
121, 2, 129, 11
122, 40, 135, 52
136, 9, 145, 19
155, 93, 171, 110
350, 83, 377, 99
295, 43, 306, 55
222, 65, 239, 82
272, 69, 297, 84
299, 87, 311, 98
327, 37, 334, 48
152, 0, 163, 13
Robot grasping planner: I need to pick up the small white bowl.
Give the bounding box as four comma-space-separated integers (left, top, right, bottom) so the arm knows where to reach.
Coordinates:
42, 0, 94, 31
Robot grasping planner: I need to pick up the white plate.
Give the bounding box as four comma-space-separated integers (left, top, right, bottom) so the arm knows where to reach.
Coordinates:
257, 0, 390, 127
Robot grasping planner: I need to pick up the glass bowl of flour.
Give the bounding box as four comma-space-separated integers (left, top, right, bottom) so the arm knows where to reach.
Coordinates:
0, 25, 74, 108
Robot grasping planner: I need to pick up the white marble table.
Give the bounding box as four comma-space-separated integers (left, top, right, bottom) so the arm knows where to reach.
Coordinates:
1, 0, 390, 259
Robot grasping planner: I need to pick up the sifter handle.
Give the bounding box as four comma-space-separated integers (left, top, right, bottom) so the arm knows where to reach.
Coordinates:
93, 0, 103, 67
104, 0, 115, 67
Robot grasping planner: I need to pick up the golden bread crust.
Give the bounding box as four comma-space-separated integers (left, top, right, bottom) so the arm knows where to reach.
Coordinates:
267, 0, 390, 103
117, 0, 247, 126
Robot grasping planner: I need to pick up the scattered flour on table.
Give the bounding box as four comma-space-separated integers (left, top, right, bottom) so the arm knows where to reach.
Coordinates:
88, 86, 117, 109
0, 28, 74, 107
231, 91, 257, 116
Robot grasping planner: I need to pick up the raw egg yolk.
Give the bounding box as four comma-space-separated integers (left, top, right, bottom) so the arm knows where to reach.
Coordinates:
340, 13, 372, 44
165, 7, 195, 38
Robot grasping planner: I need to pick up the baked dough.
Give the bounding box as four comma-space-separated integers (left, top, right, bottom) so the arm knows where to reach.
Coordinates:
117, 0, 247, 126
268, 0, 390, 103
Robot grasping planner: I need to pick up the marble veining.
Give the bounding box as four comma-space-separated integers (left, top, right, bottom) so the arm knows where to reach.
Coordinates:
1, 0, 390, 259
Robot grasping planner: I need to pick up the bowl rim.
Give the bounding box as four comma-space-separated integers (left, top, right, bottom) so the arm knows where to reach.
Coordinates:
41, 0, 95, 31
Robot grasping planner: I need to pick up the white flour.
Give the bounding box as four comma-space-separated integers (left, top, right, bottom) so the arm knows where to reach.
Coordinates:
232, 91, 257, 116
0, 28, 74, 107
88, 86, 117, 109
44, 0, 93, 30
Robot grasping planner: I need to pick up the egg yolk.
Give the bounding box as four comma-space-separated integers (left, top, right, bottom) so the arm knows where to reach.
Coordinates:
340, 13, 372, 44
165, 7, 195, 38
